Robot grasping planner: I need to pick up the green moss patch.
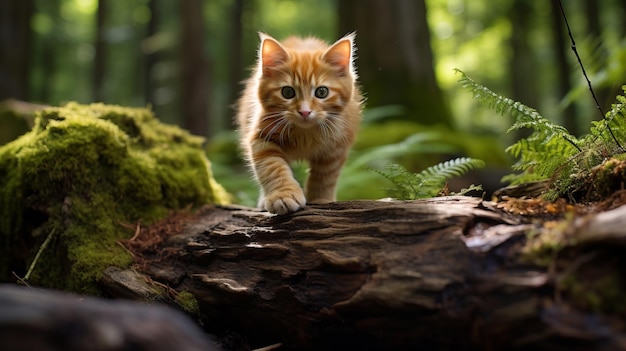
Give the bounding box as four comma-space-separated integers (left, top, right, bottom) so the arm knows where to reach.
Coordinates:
0, 102, 229, 294
175, 290, 200, 316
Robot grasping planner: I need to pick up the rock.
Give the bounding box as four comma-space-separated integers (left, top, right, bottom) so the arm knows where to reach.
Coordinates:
0, 284, 220, 351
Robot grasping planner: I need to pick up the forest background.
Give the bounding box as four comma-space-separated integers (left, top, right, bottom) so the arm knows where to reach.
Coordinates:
1, 0, 625, 206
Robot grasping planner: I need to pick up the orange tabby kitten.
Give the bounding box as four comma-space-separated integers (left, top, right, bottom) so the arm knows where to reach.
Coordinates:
237, 32, 362, 214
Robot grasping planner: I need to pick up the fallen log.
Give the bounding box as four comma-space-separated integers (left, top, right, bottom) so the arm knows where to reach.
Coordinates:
102, 196, 626, 351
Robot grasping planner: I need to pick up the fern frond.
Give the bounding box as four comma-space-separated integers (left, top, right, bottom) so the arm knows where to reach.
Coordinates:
374, 157, 485, 200
456, 69, 582, 185
589, 86, 626, 146
459, 72, 626, 201
421, 157, 485, 180
371, 163, 421, 200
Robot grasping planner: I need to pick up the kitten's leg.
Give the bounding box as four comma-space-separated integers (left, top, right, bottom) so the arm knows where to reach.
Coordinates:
251, 141, 306, 214
305, 151, 347, 204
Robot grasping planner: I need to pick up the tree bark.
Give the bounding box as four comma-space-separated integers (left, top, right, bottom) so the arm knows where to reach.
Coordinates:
508, 1, 539, 111
338, 0, 452, 126
144, 0, 159, 107
31, 0, 60, 103
550, 0, 579, 136
93, 0, 106, 102
101, 196, 626, 351
0, 0, 34, 101
225, 0, 243, 131
180, 0, 210, 137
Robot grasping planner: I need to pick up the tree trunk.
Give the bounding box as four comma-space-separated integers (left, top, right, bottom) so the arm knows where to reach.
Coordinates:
338, 0, 452, 126
550, 0, 579, 135
180, 0, 210, 137
582, 0, 614, 113
101, 197, 626, 351
144, 0, 159, 106
0, 0, 34, 101
226, 0, 244, 130
93, 0, 106, 102
508, 1, 539, 111
31, 0, 60, 103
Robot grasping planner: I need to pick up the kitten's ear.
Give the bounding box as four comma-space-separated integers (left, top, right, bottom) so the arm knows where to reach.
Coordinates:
323, 32, 356, 77
259, 33, 289, 76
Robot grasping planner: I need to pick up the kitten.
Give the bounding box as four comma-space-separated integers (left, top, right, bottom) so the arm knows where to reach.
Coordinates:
237, 32, 362, 214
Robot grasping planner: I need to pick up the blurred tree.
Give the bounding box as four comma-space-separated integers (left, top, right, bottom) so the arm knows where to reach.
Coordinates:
0, 0, 34, 100
338, 0, 452, 127
508, 1, 538, 111
550, 0, 578, 136
584, 1, 611, 114
30, 0, 59, 103
180, 0, 210, 137
226, 0, 244, 130
93, 0, 106, 102
508, 0, 539, 141
144, 0, 159, 106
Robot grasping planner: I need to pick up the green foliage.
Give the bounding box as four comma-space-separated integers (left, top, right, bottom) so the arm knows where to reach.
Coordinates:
0, 103, 229, 294
457, 69, 582, 184
175, 290, 200, 316
458, 69, 626, 200
373, 157, 485, 200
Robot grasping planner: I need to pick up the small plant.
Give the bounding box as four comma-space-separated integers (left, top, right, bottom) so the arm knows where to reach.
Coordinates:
373, 157, 484, 200
457, 69, 626, 201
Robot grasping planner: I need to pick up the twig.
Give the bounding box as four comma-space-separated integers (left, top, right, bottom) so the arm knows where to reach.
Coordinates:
115, 240, 136, 257
563, 135, 582, 152
21, 228, 57, 282
558, 0, 623, 150
12, 271, 31, 287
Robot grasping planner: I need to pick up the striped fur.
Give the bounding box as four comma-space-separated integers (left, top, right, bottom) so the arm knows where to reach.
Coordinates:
237, 32, 363, 214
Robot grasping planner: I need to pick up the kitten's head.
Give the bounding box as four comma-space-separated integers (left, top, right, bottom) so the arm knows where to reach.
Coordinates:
256, 33, 357, 131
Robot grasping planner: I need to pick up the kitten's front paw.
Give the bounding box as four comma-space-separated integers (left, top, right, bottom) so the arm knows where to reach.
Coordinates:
263, 189, 306, 215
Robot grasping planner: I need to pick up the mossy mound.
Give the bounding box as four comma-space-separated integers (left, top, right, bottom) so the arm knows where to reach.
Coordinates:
0, 102, 229, 294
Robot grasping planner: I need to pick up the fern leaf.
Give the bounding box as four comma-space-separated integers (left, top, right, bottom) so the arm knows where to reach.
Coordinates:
374, 157, 485, 200
372, 163, 421, 199
421, 157, 485, 180
456, 69, 582, 185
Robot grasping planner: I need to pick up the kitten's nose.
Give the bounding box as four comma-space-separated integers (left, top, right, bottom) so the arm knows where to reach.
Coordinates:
298, 110, 311, 118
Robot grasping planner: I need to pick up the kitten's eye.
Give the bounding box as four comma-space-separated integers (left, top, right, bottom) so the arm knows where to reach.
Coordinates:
314, 86, 329, 99
281, 86, 296, 99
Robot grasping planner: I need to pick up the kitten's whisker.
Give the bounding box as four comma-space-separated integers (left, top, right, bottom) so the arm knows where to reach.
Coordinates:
316, 119, 329, 140
261, 113, 282, 122
326, 117, 350, 146
279, 120, 292, 145
266, 119, 288, 143
286, 121, 293, 142
259, 118, 282, 140
259, 113, 287, 140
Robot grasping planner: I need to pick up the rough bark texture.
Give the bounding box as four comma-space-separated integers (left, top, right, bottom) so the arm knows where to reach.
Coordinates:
338, 0, 452, 126
180, 0, 210, 137
99, 196, 626, 351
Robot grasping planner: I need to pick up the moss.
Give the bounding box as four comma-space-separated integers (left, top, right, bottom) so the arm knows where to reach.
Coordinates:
0, 102, 229, 294
175, 290, 200, 316
586, 157, 626, 200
